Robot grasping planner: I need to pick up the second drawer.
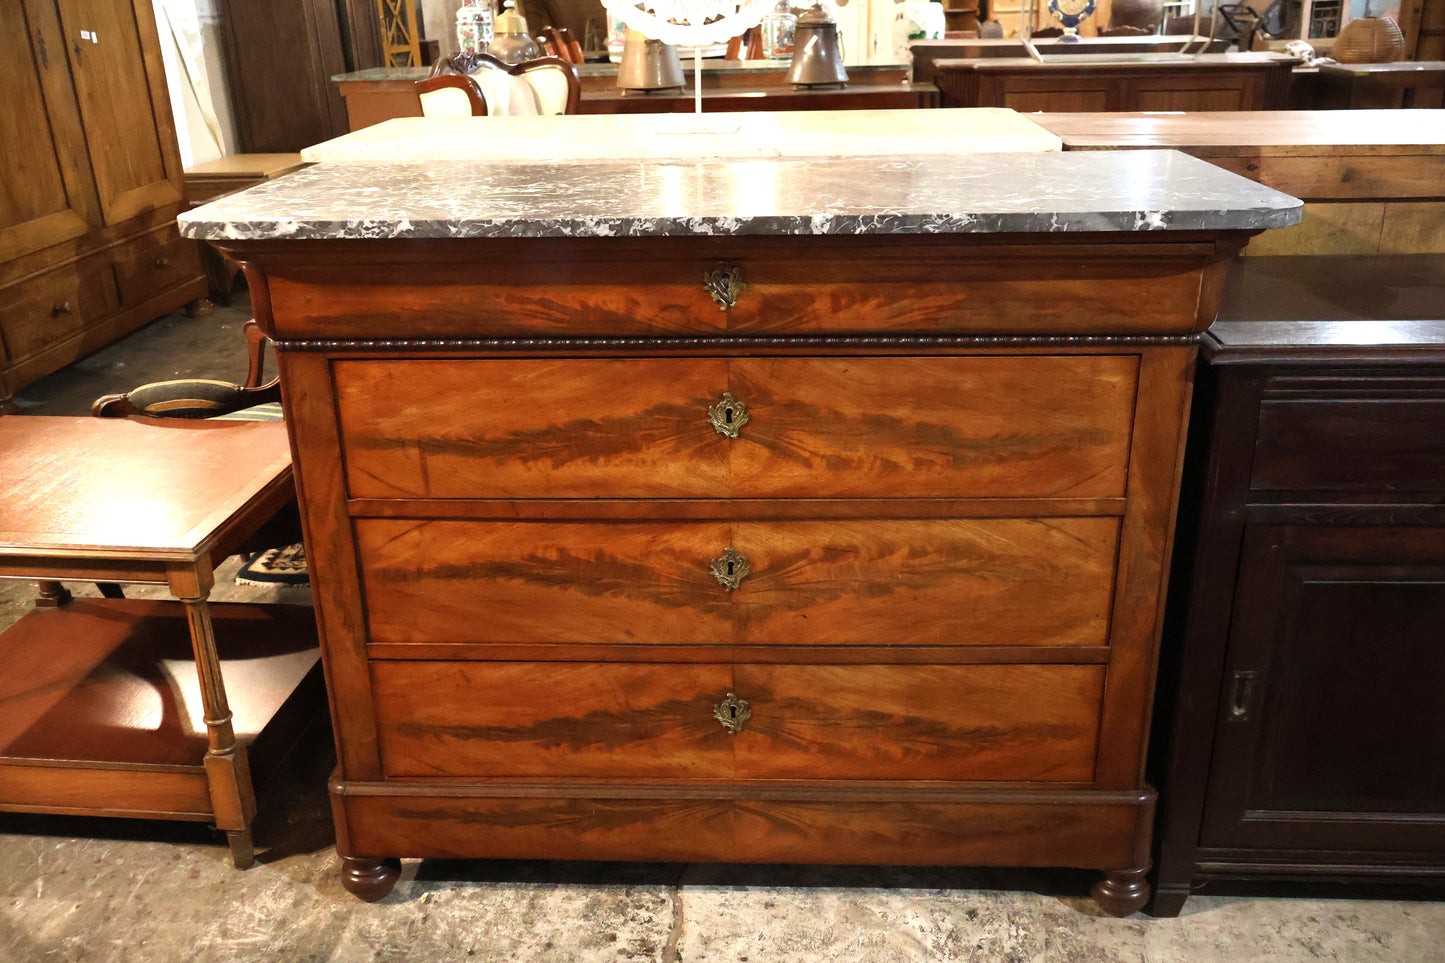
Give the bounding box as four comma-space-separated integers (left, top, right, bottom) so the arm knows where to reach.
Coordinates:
335, 355, 1139, 500
371, 660, 1105, 782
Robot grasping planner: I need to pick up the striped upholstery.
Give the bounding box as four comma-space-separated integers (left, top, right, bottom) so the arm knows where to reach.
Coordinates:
126, 379, 252, 418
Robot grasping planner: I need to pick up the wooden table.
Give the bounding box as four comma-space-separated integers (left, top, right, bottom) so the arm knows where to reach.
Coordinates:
932, 54, 1297, 112
183, 153, 310, 206
1031, 110, 1445, 256
0, 416, 320, 868
1316, 61, 1445, 109
183, 154, 310, 301
333, 63, 914, 131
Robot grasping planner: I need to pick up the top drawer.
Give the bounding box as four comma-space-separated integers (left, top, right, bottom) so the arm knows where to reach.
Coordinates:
336, 354, 1139, 500
265, 239, 1214, 339
1251, 375, 1445, 493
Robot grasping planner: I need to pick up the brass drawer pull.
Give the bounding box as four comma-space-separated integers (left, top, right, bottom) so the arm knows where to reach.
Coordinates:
713, 692, 751, 734
703, 263, 744, 311
709, 546, 750, 592
51, 301, 73, 316
154, 256, 170, 269
708, 392, 749, 439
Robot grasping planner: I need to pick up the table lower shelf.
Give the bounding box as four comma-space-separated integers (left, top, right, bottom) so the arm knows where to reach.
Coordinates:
0, 598, 323, 821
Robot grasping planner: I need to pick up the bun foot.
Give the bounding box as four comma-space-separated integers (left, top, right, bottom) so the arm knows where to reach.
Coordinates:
341, 856, 400, 901
187, 298, 216, 319
1092, 867, 1150, 917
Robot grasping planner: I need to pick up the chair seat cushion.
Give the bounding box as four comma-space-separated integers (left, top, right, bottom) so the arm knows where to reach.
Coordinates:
125, 379, 252, 418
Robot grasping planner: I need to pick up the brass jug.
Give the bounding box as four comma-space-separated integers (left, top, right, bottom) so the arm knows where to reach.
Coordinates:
786, 3, 848, 88
617, 29, 686, 91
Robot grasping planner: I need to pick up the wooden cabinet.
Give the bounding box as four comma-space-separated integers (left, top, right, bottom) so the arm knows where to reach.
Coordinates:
1151, 299, 1445, 915
211, 224, 1259, 912
220, 0, 381, 152
0, 0, 205, 401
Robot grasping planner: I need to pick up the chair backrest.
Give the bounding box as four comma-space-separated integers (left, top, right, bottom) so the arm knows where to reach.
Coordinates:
415, 73, 488, 116
466, 52, 581, 116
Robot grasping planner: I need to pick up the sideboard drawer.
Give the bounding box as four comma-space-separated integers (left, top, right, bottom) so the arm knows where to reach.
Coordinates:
1251, 389, 1445, 493
356, 516, 1119, 648
371, 661, 1105, 782
336, 355, 1138, 500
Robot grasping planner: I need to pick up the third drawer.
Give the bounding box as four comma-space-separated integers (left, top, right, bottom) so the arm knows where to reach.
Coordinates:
356, 516, 1119, 648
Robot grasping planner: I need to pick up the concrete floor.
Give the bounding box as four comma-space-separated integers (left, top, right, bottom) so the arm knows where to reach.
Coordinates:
2, 296, 1443, 962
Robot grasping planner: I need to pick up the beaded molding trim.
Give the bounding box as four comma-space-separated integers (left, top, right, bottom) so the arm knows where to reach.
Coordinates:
273, 333, 1203, 351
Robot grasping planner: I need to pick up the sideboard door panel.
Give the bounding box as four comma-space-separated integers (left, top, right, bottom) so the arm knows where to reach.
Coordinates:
1199, 524, 1445, 852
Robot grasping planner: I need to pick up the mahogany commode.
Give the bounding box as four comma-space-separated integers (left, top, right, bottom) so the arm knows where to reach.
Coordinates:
180, 143, 1301, 910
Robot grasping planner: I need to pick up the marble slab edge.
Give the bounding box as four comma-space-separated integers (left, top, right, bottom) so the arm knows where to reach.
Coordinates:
178, 150, 1304, 241
180, 208, 1301, 242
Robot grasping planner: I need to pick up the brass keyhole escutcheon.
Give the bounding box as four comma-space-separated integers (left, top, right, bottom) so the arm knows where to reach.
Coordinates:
714, 692, 751, 734
703, 263, 745, 311
710, 547, 751, 592
708, 392, 749, 439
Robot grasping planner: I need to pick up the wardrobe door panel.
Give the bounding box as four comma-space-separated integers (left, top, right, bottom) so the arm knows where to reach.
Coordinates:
54, 0, 182, 225
0, 1, 98, 264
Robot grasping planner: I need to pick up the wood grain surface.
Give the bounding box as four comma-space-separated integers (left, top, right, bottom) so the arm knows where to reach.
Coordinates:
334, 789, 1144, 868
0, 416, 292, 558
336, 356, 1138, 500
356, 517, 1119, 648
262, 237, 1213, 339
370, 661, 1103, 782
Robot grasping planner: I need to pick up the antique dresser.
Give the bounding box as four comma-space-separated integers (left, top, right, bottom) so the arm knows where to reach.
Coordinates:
180, 146, 1300, 911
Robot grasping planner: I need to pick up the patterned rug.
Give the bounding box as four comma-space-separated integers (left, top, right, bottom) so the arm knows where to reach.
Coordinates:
236, 542, 309, 587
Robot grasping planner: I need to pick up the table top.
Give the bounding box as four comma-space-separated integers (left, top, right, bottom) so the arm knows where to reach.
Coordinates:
932, 52, 1296, 72
299, 108, 1063, 164
1032, 109, 1445, 154
0, 417, 292, 561
184, 154, 309, 180
1318, 60, 1445, 77
332, 58, 909, 83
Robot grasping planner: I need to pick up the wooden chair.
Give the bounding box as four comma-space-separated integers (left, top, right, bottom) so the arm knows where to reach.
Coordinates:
415, 73, 490, 116
540, 25, 584, 63
92, 320, 281, 420
80, 320, 295, 602
463, 52, 582, 115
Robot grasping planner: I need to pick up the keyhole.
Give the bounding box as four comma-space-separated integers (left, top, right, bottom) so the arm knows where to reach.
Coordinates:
724, 407, 734, 425
726, 561, 735, 576
728, 705, 738, 719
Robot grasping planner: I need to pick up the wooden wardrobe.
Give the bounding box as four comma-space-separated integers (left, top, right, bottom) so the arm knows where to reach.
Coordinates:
1, 0, 206, 401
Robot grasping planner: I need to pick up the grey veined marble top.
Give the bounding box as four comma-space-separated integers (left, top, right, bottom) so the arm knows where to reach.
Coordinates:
179, 150, 1302, 241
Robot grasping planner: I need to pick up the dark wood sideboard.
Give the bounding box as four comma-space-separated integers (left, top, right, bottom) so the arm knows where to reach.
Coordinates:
933, 54, 1296, 112
1151, 256, 1445, 915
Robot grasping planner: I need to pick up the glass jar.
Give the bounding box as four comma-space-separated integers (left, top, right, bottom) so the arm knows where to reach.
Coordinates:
759, 0, 798, 60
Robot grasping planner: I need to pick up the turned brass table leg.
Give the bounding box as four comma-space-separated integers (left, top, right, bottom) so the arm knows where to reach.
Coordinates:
169, 561, 257, 869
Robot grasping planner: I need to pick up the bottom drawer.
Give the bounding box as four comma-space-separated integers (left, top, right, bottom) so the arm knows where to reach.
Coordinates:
371, 661, 1104, 783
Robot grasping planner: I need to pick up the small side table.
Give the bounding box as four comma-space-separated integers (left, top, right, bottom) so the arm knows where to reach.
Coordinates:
0, 416, 320, 868
183, 154, 309, 301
